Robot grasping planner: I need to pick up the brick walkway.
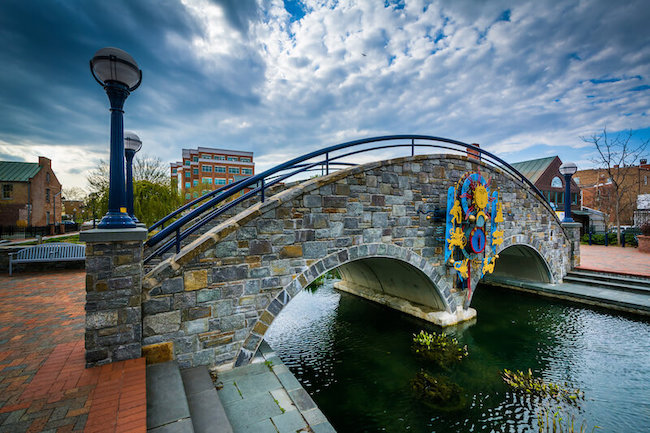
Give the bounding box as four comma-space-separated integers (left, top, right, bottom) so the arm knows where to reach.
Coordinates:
0, 270, 146, 432
578, 244, 650, 277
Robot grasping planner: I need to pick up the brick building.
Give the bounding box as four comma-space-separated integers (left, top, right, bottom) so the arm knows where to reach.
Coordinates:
575, 159, 650, 226
0, 156, 62, 227
170, 147, 255, 202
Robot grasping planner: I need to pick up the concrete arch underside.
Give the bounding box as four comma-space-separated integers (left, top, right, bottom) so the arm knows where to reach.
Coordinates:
490, 243, 553, 283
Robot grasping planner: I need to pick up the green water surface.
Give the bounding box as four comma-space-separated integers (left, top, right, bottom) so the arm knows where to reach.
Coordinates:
265, 282, 650, 432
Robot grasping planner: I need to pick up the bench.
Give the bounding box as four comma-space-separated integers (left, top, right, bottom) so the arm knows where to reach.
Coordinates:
9, 243, 86, 276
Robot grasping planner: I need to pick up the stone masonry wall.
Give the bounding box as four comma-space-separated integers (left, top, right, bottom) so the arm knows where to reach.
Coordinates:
142, 155, 573, 369
85, 240, 143, 367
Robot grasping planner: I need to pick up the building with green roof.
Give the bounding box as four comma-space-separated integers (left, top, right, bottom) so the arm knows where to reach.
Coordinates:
0, 156, 62, 229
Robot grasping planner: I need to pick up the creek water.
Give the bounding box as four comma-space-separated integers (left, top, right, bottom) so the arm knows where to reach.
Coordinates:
264, 280, 650, 433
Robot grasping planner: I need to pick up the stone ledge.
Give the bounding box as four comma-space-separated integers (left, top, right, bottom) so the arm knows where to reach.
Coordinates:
80, 227, 148, 242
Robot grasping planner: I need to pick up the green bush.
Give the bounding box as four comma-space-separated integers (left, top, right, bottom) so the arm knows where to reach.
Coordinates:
412, 330, 468, 368
580, 232, 637, 246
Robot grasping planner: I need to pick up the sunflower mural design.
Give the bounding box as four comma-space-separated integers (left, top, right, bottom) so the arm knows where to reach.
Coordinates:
444, 172, 502, 299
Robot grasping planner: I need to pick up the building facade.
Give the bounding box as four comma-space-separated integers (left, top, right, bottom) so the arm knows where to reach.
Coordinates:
170, 147, 255, 201
0, 156, 62, 227
575, 159, 650, 226
510, 156, 581, 212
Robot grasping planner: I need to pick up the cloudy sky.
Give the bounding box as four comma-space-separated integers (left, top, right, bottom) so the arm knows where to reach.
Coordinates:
1, 0, 649, 190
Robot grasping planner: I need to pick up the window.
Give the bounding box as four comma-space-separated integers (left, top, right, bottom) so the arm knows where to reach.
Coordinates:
645, 175, 648, 186
227, 156, 238, 161
193, 192, 199, 198
185, 160, 191, 165
185, 193, 191, 199
46, 172, 51, 183
46, 212, 50, 225
193, 180, 198, 186
193, 156, 198, 162
215, 178, 226, 185
557, 192, 564, 204
573, 176, 580, 184
571, 193, 578, 205
215, 166, 226, 173
240, 157, 251, 162
228, 178, 234, 183
193, 168, 199, 175
215, 155, 225, 160
242, 168, 253, 175
201, 154, 211, 159
202, 165, 212, 172
185, 171, 190, 178
551, 176, 563, 188
185, 182, 191, 189
202, 178, 212, 184
172, 168, 177, 174
2, 184, 12, 199
46, 188, 50, 203
228, 167, 240, 174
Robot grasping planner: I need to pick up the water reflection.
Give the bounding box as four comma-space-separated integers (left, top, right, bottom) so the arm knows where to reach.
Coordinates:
265, 281, 650, 433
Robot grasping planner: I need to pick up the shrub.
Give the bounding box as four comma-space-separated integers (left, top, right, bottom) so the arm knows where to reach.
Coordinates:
412, 330, 468, 368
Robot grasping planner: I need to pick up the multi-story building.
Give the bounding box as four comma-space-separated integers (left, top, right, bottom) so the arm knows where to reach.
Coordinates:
575, 159, 650, 226
0, 156, 62, 227
170, 147, 255, 201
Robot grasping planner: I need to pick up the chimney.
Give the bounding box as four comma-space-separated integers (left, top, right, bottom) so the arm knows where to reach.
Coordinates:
613, 164, 619, 169
640, 158, 648, 167
467, 143, 481, 160
38, 156, 51, 168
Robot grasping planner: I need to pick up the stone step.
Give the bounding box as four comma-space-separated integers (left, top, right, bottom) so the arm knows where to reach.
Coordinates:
147, 361, 195, 433
564, 271, 650, 295
181, 366, 234, 433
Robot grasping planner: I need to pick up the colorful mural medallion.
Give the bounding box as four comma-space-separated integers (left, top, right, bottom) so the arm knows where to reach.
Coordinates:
444, 172, 504, 298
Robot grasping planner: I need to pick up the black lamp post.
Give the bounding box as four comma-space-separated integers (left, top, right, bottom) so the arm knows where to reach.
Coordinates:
559, 162, 578, 223
90, 47, 142, 229
124, 131, 142, 224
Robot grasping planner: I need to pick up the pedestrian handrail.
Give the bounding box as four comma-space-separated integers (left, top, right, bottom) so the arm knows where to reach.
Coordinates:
145, 135, 550, 264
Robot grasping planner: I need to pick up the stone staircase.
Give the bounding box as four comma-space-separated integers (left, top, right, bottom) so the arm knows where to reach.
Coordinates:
147, 361, 233, 433
564, 269, 650, 295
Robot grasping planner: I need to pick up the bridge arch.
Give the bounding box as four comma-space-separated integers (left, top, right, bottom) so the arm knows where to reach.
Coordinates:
235, 243, 453, 366
141, 153, 578, 369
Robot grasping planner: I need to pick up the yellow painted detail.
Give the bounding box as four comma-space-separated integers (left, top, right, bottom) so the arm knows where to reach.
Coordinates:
120, 207, 127, 213
449, 199, 463, 225
453, 259, 469, 279
447, 227, 466, 250
495, 202, 504, 223
474, 184, 489, 209
482, 256, 496, 275
492, 230, 504, 246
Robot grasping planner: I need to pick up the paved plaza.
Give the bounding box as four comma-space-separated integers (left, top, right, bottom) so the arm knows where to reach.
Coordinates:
579, 244, 650, 277
0, 270, 146, 433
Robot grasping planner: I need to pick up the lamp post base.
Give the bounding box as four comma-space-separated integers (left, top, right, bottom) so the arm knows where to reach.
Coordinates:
98, 211, 137, 229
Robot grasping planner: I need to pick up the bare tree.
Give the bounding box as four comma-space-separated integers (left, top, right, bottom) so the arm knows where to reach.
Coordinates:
86, 154, 170, 193
583, 129, 649, 244
62, 187, 87, 201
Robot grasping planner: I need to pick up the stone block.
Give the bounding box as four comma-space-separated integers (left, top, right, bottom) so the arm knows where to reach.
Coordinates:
184, 269, 208, 291
279, 245, 302, 258
143, 311, 181, 337
87, 311, 118, 330
303, 241, 328, 259
249, 240, 272, 255
182, 306, 212, 321
160, 277, 184, 294
197, 288, 221, 303
213, 264, 249, 282
143, 297, 171, 315
323, 196, 347, 208
219, 313, 245, 331
214, 241, 238, 257
257, 219, 284, 234
174, 292, 196, 309
304, 195, 322, 207
182, 318, 209, 334
295, 229, 315, 242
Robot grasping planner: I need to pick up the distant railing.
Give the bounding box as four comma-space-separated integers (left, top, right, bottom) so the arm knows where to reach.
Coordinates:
144, 135, 550, 264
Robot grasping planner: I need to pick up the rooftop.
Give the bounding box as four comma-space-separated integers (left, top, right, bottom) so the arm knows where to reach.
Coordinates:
0, 161, 42, 182
510, 156, 557, 184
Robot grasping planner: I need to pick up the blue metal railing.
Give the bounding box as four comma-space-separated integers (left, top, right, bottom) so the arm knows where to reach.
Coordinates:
145, 135, 549, 264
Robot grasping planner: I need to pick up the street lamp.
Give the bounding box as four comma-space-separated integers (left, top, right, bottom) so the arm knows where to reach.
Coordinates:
90, 47, 142, 229
559, 162, 578, 222
124, 131, 142, 225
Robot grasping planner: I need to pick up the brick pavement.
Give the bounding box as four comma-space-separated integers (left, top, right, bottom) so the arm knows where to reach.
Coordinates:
0, 270, 146, 432
578, 244, 650, 277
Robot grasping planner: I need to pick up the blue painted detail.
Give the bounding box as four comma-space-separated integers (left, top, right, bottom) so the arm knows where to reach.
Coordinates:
460, 173, 487, 215
444, 186, 455, 263
470, 228, 486, 254
490, 191, 498, 254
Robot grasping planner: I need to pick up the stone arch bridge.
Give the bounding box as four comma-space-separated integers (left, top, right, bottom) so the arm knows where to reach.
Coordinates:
118, 153, 581, 369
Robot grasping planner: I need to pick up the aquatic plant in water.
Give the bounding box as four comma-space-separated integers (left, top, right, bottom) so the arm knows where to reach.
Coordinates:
412, 330, 468, 368
501, 369, 583, 405
411, 370, 465, 410
536, 407, 600, 432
